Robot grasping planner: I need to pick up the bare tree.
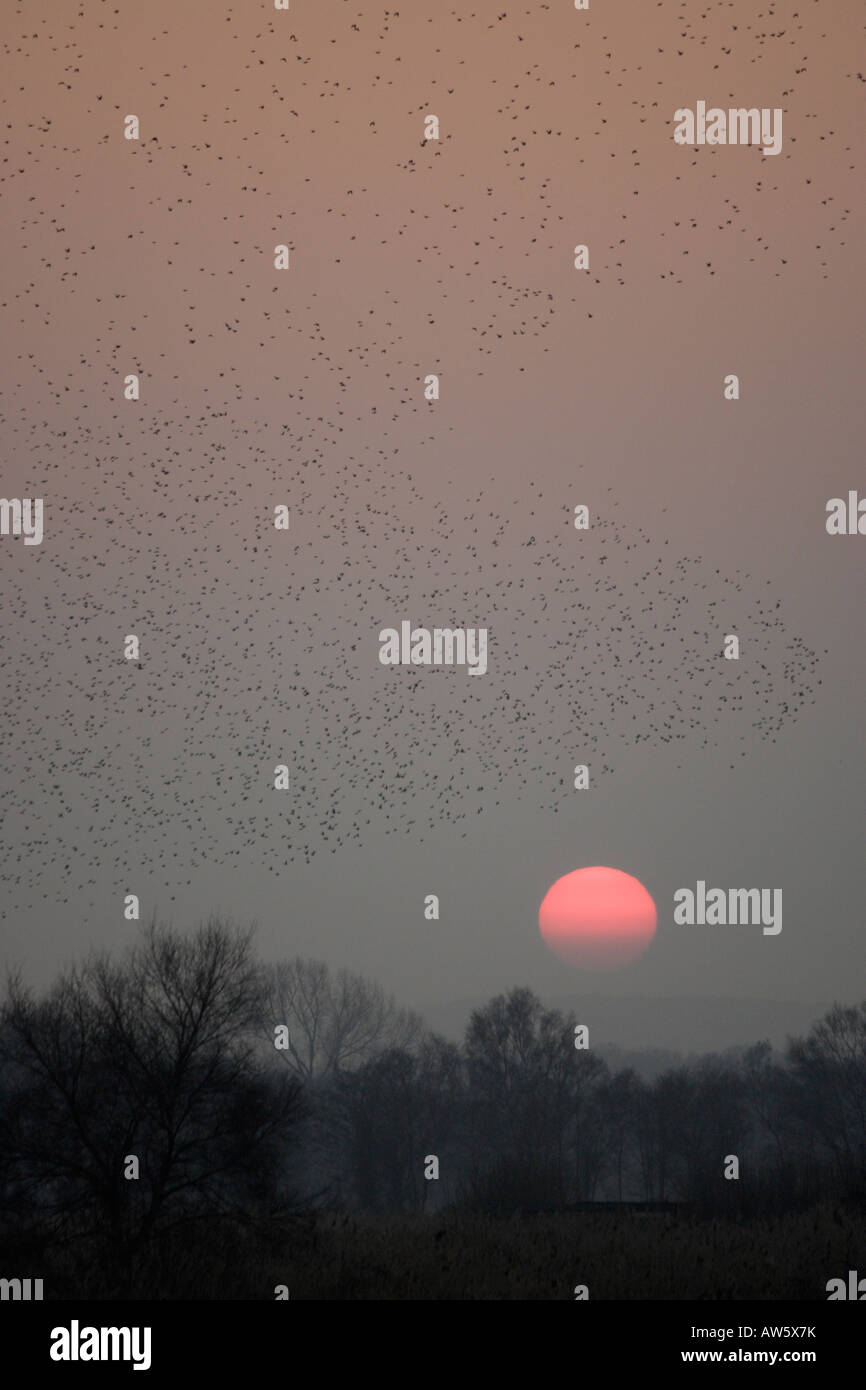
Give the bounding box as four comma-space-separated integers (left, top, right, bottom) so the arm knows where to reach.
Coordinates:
741, 1041, 796, 1169
633, 1070, 688, 1201
327, 1034, 465, 1211
0, 918, 307, 1293
464, 987, 607, 1205
259, 956, 424, 1081
595, 1068, 641, 1200
787, 1002, 866, 1190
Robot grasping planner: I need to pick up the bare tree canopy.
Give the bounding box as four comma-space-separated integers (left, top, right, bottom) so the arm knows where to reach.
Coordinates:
259, 956, 424, 1081
787, 1003, 866, 1184
464, 987, 608, 1205
0, 918, 307, 1292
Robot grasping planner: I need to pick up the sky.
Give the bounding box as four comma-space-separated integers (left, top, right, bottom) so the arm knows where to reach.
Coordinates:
1, 0, 864, 1049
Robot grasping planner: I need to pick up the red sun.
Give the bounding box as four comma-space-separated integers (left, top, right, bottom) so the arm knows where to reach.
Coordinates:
538, 866, 657, 970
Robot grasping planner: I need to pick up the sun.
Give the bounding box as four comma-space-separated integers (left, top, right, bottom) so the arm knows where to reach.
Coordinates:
538, 866, 657, 970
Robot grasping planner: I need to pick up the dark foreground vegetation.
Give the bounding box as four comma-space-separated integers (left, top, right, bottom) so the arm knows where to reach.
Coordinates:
6, 1205, 865, 1300
1, 919, 864, 1299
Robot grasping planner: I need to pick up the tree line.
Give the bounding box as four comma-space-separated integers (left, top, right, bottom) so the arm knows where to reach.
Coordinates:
1, 918, 864, 1293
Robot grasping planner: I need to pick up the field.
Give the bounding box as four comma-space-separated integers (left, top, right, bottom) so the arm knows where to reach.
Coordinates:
107, 1203, 865, 1301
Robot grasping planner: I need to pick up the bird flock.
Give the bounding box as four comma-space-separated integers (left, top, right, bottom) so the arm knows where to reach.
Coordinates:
1, 1, 847, 910
1, 407, 820, 903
